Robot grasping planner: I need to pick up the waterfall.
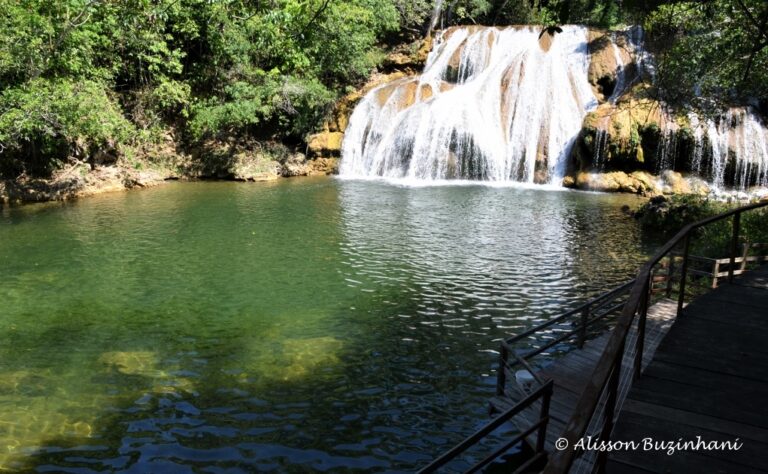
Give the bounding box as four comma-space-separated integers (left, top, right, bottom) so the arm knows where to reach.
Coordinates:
593, 129, 608, 171
428, 0, 444, 34
591, 30, 632, 170
626, 25, 655, 82
607, 32, 626, 102
688, 112, 705, 174
340, 26, 598, 183
655, 129, 679, 173
688, 107, 768, 190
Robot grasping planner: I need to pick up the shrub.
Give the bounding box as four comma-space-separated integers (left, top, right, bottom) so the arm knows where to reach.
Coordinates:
0, 78, 134, 176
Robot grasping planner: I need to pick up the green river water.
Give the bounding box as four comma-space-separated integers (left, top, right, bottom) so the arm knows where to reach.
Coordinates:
0, 178, 651, 472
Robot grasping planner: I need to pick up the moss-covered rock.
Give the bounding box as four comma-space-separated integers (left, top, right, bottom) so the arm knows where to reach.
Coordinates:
573, 86, 666, 174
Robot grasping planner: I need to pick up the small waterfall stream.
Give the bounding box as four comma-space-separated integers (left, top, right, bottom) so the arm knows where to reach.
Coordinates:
685, 108, 768, 189
592, 31, 632, 170
340, 26, 598, 183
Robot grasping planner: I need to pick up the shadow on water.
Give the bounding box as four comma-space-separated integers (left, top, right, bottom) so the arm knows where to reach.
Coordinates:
10, 286, 503, 473
0, 178, 651, 472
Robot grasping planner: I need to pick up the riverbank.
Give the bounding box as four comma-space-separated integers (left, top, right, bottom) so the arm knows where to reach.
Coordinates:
0, 149, 340, 205
6, 162, 768, 205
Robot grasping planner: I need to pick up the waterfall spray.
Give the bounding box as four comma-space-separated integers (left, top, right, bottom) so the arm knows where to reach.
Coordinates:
340, 26, 598, 183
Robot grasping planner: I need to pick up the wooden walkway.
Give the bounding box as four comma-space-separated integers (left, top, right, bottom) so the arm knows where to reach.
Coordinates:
608, 266, 768, 473
491, 299, 679, 456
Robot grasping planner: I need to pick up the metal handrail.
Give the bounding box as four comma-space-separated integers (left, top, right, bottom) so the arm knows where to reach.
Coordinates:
419, 379, 554, 474
503, 280, 635, 346
544, 199, 768, 473
496, 279, 635, 400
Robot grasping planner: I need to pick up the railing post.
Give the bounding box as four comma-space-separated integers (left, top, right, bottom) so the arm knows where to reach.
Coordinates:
740, 241, 750, 273
496, 344, 508, 397
728, 211, 741, 283
536, 381, 553, 454
677, 233, 691, 317
596, 340, 625, 473
665, 255, 675, 298
578, 304, 590, 349
633, 276, 650, 380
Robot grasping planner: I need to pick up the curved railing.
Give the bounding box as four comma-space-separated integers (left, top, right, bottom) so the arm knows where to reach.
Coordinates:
496, 279, 635, 405
421, 199, 768, 473
544, 199, 768, 473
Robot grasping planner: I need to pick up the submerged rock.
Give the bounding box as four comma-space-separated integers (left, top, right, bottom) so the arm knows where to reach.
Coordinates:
99, 351, 162, 377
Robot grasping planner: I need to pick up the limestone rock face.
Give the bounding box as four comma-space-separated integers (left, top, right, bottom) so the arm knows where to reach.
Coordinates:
307, 36, 433, 158
280, 153, 310, 177
569, 171, 660, 194
659, 170, 710, 196
307, 132, 344, 157
569, 85, 668, 176
587, 31, 627, 101
307, 157, 339, 176
230, 152, 282, 181
564, 169, 711, 196
0, 164, 169, 204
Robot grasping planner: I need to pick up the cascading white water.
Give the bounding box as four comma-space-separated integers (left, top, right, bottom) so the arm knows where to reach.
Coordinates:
655, 129, 679, 173
592, 30, 633, 168
688, 112, 705, 174
625, 25, 655, 82
428, 0, 444, 34
607, 32, 627, 102
687, 108, 768, 189
340, 26, 598, 183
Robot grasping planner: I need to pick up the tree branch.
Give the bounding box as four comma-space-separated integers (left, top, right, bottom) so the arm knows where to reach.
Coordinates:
294, 0, 331, 40
733, 0, 768, 43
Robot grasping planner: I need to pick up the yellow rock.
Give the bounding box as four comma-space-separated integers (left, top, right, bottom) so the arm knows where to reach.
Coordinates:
575, 171, 660, 195
98, 351, 161, 377
307, 132, 344, 156
248, 336, 344, 382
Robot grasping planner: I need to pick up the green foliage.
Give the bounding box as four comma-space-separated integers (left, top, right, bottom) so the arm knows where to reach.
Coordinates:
0, 78, 134, 176
0, 0, 765, 180
0, 0, 402, 177
188, 74, 334, 141
644, 0, 768, 108
636, 196, 768, 256
390, 0, 433, 33
636, 195, 727, 232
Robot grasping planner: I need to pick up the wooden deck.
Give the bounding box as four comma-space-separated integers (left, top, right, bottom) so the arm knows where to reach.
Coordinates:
607, 266, 768, 473
490, 299, 679, 457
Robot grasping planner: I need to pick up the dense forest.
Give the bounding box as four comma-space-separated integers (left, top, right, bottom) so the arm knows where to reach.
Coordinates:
0, 0, 766, 180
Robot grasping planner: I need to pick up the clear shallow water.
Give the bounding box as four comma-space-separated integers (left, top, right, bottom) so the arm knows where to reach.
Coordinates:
0, 178, 649, 472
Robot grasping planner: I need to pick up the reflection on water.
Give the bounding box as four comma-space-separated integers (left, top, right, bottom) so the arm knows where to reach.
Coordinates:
0, 178, 648, 471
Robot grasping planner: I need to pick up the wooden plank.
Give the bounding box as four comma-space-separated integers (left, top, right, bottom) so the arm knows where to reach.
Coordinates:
607, 265, 768, 472
649, 345, 768, 382
626, 375, 768, 427
610, 411, 768, 471
650, 318, 768, 355
605, 459, 659, 474
641, 360, 768, 394
621, 399, 768, 444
